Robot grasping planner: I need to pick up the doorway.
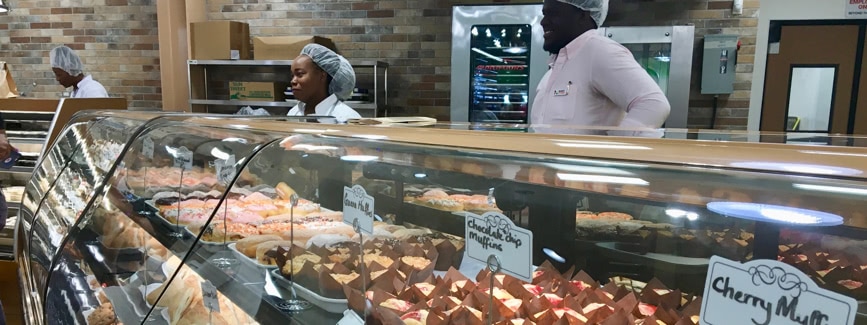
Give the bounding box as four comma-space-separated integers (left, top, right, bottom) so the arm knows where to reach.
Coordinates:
760, 21, 867, 135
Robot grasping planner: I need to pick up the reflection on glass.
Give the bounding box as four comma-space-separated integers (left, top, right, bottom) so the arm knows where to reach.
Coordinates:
787, 66, 836, 132
469, 24, 532, 124
623, 43, 672, 94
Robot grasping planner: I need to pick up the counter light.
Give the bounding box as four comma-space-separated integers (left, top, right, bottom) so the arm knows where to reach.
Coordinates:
414, 173, 427, 178
542, 163, 634, 176
542, 248, 566, 263
707, 202, 843, 226
793, 183, 867, 196
556, 173, 648, 185
222, 138, 248, 144
341, 155, 379, 162
210, 147, 230, 160
731, 161, 862, 176
352, 134, 388, 140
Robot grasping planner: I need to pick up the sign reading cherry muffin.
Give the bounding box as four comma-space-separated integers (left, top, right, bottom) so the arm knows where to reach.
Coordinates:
700, 255, 857, 325
342, 184, 374, 234
464, 211, 533, 282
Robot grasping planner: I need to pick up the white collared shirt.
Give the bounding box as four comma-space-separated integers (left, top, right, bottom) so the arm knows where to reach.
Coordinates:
287, 94, 361, 124
530, 30, 670, 134
72, 75, 109, 98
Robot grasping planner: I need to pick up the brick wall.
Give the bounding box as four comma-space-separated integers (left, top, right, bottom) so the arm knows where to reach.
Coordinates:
0, 0, 161, 110
207, 0, 758, 129
1, 0, 757, 128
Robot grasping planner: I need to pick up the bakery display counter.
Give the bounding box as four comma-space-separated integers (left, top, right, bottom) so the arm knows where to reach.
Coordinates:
16, 111, 867, 324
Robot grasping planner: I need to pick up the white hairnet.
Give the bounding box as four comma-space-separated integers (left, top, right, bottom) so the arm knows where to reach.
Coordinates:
557, 0, 608, 28
300, 44, 355, 101
50, 46, 84, 76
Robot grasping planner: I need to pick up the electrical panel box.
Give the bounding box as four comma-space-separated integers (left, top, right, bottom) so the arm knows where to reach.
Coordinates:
701, 34, 738, 95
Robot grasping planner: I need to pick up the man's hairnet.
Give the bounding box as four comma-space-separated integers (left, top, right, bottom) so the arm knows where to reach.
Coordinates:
557, 0, 608, 28
50, 46, 84, 76
300, 44, 356, 101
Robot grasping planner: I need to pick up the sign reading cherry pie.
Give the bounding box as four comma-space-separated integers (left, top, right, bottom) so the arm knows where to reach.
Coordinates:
464, 211, 533, 282
701, 256, 856, 325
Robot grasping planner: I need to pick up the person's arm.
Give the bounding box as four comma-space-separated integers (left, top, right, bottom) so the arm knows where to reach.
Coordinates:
590, 39, 671, 130
0, 112, 10, 159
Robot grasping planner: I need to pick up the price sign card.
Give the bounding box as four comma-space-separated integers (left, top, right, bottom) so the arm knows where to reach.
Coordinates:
142, 137, 154, 159
215, 155, 236, 185
201, 280, 221, 312
172, 146, 193, 170
464, 212, 533, 282
343, 185, 374, 234
700, 256, 856, 325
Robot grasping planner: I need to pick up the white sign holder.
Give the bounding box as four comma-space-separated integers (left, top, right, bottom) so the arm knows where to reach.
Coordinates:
342, 185, 374, 235
168, 146, 192, 238
464, 211, 533, 283
700, 256, 857, 325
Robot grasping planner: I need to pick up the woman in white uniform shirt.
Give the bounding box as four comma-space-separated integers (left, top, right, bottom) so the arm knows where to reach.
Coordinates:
50, 46, 109, 98
287, 44, 361, 123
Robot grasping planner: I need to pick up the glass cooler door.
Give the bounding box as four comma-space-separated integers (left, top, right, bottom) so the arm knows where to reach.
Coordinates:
623, 43, 672, 95
469, 24, 532, 124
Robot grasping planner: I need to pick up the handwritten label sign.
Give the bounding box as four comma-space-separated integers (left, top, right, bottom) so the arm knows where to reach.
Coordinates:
171, 146, 193, 170
700, 256, 856, 325
342, 185, 374, 234
142, 137, 154, 159
464, 212, 533, 282
846, 0, 867, 18
215, 155, 236, 185
201, 280, 220, 312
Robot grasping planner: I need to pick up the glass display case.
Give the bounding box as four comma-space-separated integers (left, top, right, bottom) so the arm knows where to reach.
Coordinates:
18, 111, 867, 324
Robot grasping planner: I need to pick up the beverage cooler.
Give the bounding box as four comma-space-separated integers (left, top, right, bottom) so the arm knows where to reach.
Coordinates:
450, 5, 695, 128
450, 4, 546, 124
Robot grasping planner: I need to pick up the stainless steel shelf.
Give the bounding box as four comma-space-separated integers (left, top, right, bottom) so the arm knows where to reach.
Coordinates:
189, 99, 377, 110
190, 99, 298, 107
188, 59, 389, 68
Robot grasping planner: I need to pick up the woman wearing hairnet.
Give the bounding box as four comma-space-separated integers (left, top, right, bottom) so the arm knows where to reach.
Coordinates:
50, 46, 109, 98
532, 0, 670, 136
287, 44, 361, 123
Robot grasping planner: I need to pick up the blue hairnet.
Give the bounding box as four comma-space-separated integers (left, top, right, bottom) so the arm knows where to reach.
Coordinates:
50, 46, 84, 76
300, 44, 355, 101
557, 0, 608, 27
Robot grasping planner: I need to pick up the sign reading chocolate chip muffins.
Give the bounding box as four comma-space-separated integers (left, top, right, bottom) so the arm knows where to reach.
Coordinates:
464, 211, 533, 282
700, 256, 856, 325
343, 184, 374, 234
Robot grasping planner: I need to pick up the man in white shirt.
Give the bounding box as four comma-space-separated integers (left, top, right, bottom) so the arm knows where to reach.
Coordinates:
532, 0, 670, 135
50, 46, 109, 98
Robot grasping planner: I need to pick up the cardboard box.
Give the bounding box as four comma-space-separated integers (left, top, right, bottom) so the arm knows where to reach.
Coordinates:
253, 36, 338, 60
191, 21, 250, 60
229, 82, 289, 101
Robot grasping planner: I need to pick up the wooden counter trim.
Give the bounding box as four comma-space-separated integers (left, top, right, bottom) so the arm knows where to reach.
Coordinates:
179, 118, 867, 181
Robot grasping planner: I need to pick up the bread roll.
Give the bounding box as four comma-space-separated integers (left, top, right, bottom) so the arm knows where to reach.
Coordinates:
421, 189, 449, 199
275, 182, 296, 200
235, 235, 283, 258
176, 296, 230, 325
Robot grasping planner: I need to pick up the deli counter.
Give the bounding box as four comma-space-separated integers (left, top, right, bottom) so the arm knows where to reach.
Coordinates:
15, 111, 867, 324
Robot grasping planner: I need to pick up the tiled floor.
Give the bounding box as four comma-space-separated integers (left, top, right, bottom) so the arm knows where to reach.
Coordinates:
0, 261, 22, 325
